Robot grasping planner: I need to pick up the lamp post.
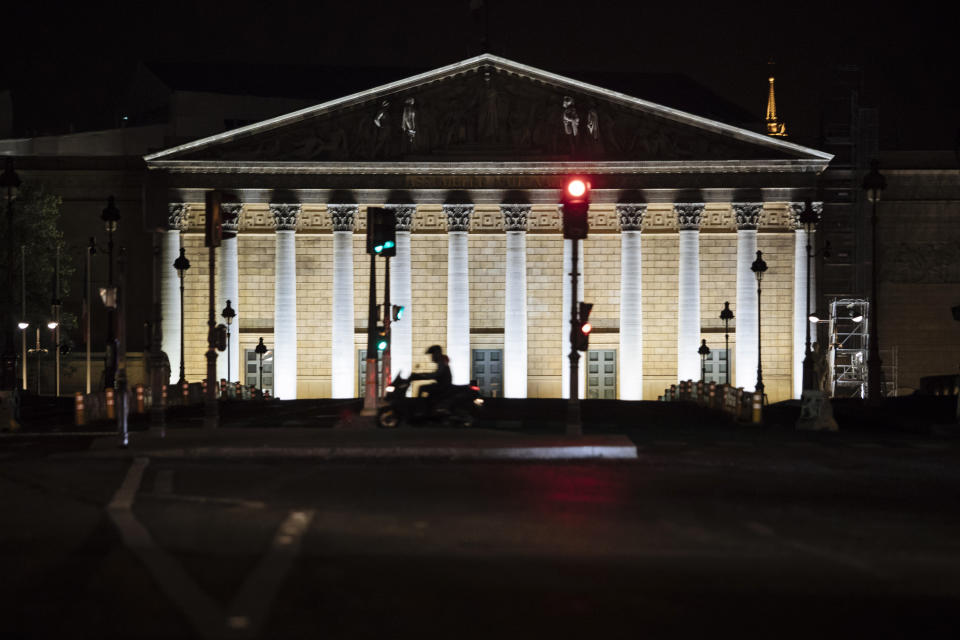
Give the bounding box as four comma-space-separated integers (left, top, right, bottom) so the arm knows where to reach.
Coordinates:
27, 328, 47, 394
101, 196, 120, 389
798, 199, 820, 391
719, 301, 733, 385
2, 158, 21, 393
221, 300, 235, 383
47, 321, 58, 394
51, 244, 62, 396
698, 339, 710, 383
18, 322, 28, 391
20, 245, 28, 391
255, 337, 267, 396
862, 160, 886, 403
751, 250, 768, 400
173, 247, 191, 386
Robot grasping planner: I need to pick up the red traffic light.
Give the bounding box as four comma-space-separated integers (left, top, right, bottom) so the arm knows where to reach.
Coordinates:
567, 178, 588, 198
580, 322, 592, 335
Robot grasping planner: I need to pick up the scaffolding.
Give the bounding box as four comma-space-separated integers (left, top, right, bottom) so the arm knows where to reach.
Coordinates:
827, 298, 898, 398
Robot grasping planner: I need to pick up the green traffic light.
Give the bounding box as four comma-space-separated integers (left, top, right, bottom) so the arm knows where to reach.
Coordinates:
376, 338, 388, 351
383, 240, 395, 249
374, 244, 383, 253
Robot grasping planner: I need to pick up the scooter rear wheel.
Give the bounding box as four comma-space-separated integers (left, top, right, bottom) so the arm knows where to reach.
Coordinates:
378, 407, 400, 429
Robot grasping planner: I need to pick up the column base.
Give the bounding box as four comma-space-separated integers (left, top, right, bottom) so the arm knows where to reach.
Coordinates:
796, 390, 838, 431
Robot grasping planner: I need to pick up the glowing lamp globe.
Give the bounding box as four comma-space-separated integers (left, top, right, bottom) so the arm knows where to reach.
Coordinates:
567, 179, 587, 198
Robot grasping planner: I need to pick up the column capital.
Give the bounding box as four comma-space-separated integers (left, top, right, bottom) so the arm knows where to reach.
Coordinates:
167, 203, 189, 230
443, 204, 473, 232
385, 204, 416, 232
328, 204, 357, 232
674, 203, 704, 230
270, 203, 301, 231
617, 204, 647, 231
501, 204, 530, 232
733, 202, 763, 230
788, 201, 823, 229
221, 203, 242, 234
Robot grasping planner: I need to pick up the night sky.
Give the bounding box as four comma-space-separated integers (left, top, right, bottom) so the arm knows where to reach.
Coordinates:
3, 1, 958, 151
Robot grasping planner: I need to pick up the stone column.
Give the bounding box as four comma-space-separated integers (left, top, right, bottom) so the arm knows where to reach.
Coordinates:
561, 237, 585, 399
161, 204, 187, 385
445, 205, 472, 385
675, 204, 703, 382
618, 204, 646, 400
271, 203, 300, 399
790, 201, 822, 398
329, 205, 357, 398
734, 203, 762, 391
216, 203, 242, 383
502, 205, 529, 398
386, 204, 414, 380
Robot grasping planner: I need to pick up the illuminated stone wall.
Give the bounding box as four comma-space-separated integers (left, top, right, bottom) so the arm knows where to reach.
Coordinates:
177, 201, 801, 402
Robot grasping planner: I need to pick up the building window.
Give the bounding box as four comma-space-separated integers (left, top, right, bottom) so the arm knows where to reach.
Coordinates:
244, 348, 273, 394
471, 349, 502, 397
702, 349, 729, 385
587, 350, 616, 399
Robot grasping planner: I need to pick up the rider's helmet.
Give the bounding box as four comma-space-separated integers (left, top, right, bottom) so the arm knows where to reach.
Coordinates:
425, 345, 444, 357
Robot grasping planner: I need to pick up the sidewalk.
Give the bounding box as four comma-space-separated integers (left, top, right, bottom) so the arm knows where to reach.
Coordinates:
68, 425, 639, 461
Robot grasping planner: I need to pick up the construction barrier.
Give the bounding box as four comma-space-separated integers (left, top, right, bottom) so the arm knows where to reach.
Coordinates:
661, 379, 763, 425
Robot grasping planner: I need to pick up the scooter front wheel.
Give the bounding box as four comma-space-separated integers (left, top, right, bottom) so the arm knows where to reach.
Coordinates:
377, 406, 401, 429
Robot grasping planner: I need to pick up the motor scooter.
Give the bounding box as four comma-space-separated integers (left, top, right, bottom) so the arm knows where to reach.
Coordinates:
377, 375, 484, 428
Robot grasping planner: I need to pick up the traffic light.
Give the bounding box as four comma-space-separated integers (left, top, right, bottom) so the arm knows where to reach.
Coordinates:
366, 207, 397, 256
561, 177, 590, 240
392, 305, 404, 321
376, 326, 388, 351
574, 302, 593, 351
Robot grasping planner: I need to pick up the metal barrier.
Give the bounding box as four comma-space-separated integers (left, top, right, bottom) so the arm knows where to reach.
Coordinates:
660, 379, 762, 424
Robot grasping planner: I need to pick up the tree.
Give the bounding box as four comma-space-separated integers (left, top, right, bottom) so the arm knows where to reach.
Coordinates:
1, 182, 76, 353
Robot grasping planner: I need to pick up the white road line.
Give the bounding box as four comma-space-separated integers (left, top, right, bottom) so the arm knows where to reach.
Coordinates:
226, 509, 316, 638
148, 494, 266, 509
108, 457, 150, 511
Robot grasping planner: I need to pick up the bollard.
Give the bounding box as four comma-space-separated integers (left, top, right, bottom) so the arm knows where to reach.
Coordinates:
75, 392, 85, 426
135, 385, 146, 413
669, 384, 677, 401
181, 381, 189, 404
751, 392, 762, 424
696, 380, 704, 404
105, 388, 116, 420
708, 382, 716, 409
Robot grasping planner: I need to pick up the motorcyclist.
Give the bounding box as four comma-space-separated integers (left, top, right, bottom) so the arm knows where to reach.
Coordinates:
409, 345, 452, 407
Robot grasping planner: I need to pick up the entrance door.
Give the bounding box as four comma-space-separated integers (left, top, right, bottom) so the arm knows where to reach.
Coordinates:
471, 349, 502, 397
702, 348, 729, 385
244, 348, 273, 395
587, 350, 616, 399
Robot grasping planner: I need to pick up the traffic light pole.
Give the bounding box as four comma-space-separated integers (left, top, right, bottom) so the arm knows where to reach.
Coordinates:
362, 252, 378, 416
567, 240, 582, 436
381, 256, 391, 398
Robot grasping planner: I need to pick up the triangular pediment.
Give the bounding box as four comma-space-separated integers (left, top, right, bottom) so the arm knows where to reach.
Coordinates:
146, 54, 831, 166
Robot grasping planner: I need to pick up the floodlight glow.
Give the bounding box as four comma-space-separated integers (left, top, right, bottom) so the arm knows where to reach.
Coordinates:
808, 314, 820, 323
567, 179, 587, 198
851, 315, 863, 323
17, 322, 28, 330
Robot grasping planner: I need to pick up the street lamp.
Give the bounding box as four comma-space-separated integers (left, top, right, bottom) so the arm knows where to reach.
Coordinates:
719, 301, 734, 385
751, 250, 768, 400
255, 337, 268, 396
862, 160, 886, 402
27, 328, 47, 394
698, 339, 711, 383
2, 158, 21, 392
173, 247, 191, 386
47, 321, 58, 393
221, 300, 235, 383
18, 321, 28, 391
101, 196, 121, 389
798, 199, 820, 392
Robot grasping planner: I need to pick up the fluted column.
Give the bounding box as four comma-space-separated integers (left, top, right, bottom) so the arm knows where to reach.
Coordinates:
271, 203, 300, 399
734, 203, 762, 391
386, 204, 414, 380
618, 204, 646, 399
445, 205, 472, 385
216, 203, 242, 382
161, 204, 187, 385
561, 237, 585, 399
676, 204, 703, 382
502, 205, 529, 398
790, 201, 822, 398
329, 205, 356, 397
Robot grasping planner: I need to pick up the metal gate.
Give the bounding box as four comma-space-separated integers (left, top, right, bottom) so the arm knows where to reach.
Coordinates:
471, 349, 502, 397
586, 350, 616, 399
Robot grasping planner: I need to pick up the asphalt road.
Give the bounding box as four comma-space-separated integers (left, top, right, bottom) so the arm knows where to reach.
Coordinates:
2, 439, 960, 639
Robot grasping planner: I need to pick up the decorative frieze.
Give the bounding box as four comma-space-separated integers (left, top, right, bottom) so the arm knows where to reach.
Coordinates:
328, 204, 357, 232
221, 203, 242, 233
617, 204, 647, 231
733, 202, 763, 230
270, 203, 301, 231
501, 204, 530, 232
444, 204, 473, 232
167, 203, 189, 230
674, 203, 704, 230
386, 204, 416, 231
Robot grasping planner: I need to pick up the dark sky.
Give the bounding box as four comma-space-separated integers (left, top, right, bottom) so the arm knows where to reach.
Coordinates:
4, 1, 958, 150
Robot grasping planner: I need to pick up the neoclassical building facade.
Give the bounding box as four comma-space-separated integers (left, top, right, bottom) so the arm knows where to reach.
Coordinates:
145, 55, 832, 402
